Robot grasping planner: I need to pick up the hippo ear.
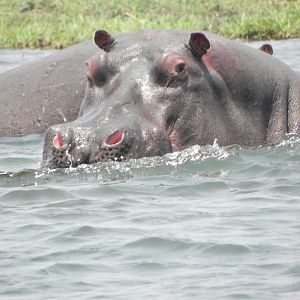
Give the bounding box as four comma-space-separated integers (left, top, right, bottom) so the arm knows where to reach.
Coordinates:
94, 30, 115, 52
259, 44, 273, 55
188, 33, 210, 58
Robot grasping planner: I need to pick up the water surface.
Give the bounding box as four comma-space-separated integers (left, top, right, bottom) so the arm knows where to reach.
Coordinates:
0, 39, 300, 300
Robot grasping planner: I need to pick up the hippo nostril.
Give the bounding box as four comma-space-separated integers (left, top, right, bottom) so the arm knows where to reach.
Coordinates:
53, 133, 65, 149
105, 130, 125, 146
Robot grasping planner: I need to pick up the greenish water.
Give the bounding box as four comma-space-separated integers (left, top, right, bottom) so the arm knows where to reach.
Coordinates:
0, 39, 300, 299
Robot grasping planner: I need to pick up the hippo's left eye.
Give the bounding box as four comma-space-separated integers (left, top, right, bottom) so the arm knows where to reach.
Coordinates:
152, 54, 188, 87
93, 72, 107, 87
175, 62, 186, 73
87, 69, 107, 87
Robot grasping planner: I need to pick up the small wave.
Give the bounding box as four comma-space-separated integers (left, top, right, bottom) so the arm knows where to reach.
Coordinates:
202, 243, 251, 255
40, 262, 97, 275
44, 198, 94, 208
223, 293, 252, 299
283, 264, 300, 276
1, 186, 73, 204
0, 168, 49, 188
127, 261, 169, 272
123, 236, 195, 252
70, 225, 98, 237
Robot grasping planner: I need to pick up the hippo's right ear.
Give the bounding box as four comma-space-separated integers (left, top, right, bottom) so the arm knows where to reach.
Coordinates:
259, 44, 273, 55
94, 30, 115, 52
188, 33, 210, 58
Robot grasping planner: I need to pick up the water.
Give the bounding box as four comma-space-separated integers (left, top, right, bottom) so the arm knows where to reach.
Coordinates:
1, 40, 300, 300
0, 49, 54, 73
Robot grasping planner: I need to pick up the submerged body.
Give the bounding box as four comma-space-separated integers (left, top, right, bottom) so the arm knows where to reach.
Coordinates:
0, 30, 299, 168
0, 41, 96, 137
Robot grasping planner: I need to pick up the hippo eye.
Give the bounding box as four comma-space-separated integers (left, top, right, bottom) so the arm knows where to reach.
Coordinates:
152, 55, 188, 87
93, 72, 107, 86
87, 71, 107, 87
175, 62, 186, 73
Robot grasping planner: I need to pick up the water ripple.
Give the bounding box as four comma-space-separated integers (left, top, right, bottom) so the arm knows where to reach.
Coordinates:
1, 122, 300, 299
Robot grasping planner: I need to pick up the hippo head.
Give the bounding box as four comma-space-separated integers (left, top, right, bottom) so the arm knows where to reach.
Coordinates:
43, 30, 211, 168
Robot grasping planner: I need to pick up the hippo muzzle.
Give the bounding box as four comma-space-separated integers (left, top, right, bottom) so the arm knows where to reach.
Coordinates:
43, 115, 173, 168
43, 128, 131, 168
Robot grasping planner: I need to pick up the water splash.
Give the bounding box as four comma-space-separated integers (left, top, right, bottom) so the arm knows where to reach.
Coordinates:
0, 143, 232, 187
4, 133, 300, 187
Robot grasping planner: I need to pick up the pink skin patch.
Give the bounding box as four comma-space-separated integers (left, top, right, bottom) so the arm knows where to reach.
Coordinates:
53, 134, 64, 149
105, 130, 124, 146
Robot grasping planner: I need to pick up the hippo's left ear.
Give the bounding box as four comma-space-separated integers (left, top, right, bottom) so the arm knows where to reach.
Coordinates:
259, 44, 273, 55
94, 30, 115, 52
188, 33, 210, 58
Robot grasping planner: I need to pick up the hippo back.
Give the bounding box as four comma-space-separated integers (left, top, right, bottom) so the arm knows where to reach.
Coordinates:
0, 41, 96, 137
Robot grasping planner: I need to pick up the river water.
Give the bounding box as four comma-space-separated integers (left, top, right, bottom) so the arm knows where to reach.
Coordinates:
0, 40, 300, 300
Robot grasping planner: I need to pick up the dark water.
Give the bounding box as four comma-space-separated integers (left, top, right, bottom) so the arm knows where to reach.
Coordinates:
1, 40, 300, 299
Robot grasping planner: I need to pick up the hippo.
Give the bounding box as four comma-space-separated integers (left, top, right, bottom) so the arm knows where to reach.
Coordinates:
41, 30, 300, 168
1, 30, 300, 168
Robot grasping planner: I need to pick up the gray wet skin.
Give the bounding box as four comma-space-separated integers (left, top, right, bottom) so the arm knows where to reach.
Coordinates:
2, 30, 300, 168
0, 41, 96, 137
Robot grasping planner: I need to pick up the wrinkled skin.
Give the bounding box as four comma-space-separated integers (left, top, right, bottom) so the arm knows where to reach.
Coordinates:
2, 30, 300, 168
42, 30, 300, 168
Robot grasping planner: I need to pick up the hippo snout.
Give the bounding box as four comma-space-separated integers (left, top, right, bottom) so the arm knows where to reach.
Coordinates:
42, 126, 134, 168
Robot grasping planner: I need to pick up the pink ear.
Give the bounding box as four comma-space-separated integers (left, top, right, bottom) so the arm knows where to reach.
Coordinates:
189, 32, 210, 57
94, 30, 115, 52
259, 44, 273, 55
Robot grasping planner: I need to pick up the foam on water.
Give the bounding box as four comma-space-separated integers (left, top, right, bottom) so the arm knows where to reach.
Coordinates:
1, 137, 231, 187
